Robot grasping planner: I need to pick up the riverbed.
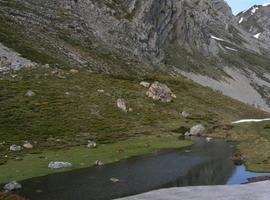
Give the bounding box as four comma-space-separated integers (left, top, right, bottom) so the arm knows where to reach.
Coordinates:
14, 137, 269, 200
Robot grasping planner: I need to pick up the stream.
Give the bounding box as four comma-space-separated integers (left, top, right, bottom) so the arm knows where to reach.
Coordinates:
15, 137, 269, 200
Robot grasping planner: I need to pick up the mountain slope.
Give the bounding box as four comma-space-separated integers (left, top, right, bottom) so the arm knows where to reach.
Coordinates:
0, 0, 270, 111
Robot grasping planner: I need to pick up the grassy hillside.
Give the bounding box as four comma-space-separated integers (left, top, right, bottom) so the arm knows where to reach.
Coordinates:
0, 67, 269, 183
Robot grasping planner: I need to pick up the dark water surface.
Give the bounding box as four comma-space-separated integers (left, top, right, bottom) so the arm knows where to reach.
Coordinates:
15, 138, 269, 200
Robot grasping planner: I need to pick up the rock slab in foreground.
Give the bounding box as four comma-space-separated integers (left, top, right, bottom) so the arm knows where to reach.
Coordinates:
119, 181, 270, 200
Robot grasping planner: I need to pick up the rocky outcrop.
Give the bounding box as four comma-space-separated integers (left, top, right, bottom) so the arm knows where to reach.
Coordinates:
146, 81, 176, 102
1, 0, 270, 112
237, 4, 270, 46
0, 42, 36, 74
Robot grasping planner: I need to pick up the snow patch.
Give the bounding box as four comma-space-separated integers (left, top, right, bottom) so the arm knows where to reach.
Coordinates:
262, 3, 270, 7
251, 6, 259, 15
225, 46, 238, 52
210, 35, 225, 42
253, 33, 261, 39
238, 17, 244, 24
232, 118, 270, 124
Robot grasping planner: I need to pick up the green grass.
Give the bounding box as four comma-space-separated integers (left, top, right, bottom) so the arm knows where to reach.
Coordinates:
0, 67, 268, 182
0, 135, 191, 184
228, 122, 270, 172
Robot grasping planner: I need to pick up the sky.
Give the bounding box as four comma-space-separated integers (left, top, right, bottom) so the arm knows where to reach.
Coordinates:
226, 0, 270, 14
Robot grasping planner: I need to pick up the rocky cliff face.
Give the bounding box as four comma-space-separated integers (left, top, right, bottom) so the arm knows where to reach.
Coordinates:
237, 4, 270, 43
0, 0, 270, 111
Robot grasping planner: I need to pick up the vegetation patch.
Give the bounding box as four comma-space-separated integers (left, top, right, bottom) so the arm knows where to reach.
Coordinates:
0, 135, 191, 184
0, 67, 268, 182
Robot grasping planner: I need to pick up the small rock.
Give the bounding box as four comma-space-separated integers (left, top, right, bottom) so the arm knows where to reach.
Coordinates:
3, 181, 22, 191
25, 90, 35, 97
70, 69, 79, 74
140, 81, 150, 88
206, 137, 212, 142
87, 140, 97, 148
95, 160, 104, 166
42, 64, 50, 68
117, 98, 128, 112
181, 111, 190, 118
23, 141, 33, 149
128, 108, 133, 112
110, 177, 120, 183
10, 145, 23, 152
48, 161, 72, 169
97, 89, 105, 93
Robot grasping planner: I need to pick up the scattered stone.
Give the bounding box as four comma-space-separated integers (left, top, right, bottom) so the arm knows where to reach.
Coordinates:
48, 161, 72, 169
9, 144, 23, 152
186, 124, 206, 136
181, 111, 190, 118
117, 98, 128, 112
140, 81, 150, 88
3, 181, 22, 191
128, 108, 133, 112
70, 69, 79, 74
25, 90, 35, 97
42, 64, 50, 68
87, 140, 97, 148
23, 141, 33, 149
146, 81, 176, 103
110, 177, 120, 183
97, 89, 105, 93
95, 160, 104, 166
51, 68, 66, 79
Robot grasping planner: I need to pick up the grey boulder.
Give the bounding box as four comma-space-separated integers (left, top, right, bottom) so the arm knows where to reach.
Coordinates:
146, 81, 176, 103
48, 161, 72, 169
3, 181, 22, 191
185, 124, 206, 136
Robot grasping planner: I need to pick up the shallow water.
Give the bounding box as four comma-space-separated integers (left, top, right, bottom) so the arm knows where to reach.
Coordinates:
15, 138, 269, 200
226, 164, 270, 185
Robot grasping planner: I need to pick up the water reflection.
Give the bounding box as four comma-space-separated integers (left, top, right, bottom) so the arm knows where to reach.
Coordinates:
226, 164, 270, 185
14, 138, 268, 200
